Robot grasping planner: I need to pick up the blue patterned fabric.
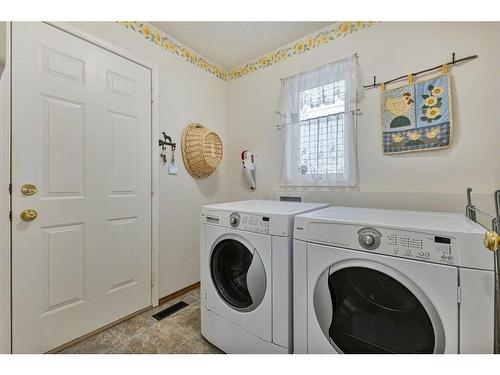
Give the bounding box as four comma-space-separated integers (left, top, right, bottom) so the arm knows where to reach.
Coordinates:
383, 122, 451, 153
382, 74, 452, 154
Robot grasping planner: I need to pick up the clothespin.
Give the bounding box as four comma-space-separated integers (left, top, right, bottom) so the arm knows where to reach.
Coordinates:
380, 82, 386, 92
407, 73, 414, 84
441, 63, 449, 74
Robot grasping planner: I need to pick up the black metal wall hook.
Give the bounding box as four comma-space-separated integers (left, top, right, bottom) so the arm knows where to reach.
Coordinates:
159, 132, 176, 151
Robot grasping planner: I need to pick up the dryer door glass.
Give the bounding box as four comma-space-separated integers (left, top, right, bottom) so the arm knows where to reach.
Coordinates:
327, 267, 434, 353
210, 239, 266, 311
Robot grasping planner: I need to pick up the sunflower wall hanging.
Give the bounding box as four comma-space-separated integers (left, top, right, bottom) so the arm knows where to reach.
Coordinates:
381, 71, 452, 154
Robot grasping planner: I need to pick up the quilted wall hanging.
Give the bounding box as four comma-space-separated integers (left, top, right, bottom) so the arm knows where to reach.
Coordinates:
381, 73, 452, 154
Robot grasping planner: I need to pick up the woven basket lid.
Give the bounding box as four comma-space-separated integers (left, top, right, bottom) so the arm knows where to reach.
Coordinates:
181, 123, 223, 179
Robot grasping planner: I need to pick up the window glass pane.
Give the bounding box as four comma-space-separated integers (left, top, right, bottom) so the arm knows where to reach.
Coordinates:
299, 113, 345, 175
299, 80, 345, 121
298, 80, 346, 176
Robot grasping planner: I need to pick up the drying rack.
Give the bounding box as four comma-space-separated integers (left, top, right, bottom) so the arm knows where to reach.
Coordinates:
465, 188, 500, 353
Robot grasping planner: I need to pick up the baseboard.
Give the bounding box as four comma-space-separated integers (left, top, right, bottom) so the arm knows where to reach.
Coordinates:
158, 281, 200, 306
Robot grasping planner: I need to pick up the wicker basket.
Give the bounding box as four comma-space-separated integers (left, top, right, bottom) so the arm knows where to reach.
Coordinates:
181, 123, 223, 179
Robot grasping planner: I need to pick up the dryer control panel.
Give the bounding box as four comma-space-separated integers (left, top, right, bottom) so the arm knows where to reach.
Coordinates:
370, 227, 457, 265
306, 223, 457, 266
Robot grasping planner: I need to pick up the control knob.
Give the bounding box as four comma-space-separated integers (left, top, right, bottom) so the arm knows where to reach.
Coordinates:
358, 228, 381, 250
362, 234, 375, 246
229, 213, 240, 227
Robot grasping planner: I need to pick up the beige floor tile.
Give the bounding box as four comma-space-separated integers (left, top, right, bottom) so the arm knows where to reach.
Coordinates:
59, 330, 122, 354
59, 287, 208, 354
171, 305, 201, 337
106, 345, 134, 354
170, 336, 222, 354
108, 311, 157, 343
125, 320, 192, 354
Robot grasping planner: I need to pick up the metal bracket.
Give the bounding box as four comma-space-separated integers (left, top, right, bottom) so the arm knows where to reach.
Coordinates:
159, 132, 176, 151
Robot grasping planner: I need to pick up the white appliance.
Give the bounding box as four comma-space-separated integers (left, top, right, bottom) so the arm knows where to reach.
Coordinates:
200, 200, 329, 353
293, 206, 495, 354
241, 150, 256, 190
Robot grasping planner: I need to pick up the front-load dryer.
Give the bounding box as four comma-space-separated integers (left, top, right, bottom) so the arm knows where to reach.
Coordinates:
200, 200, 328, 353
293, 206, 494, 354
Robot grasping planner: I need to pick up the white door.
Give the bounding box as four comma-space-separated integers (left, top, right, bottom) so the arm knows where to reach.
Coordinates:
11, 22, 152, 353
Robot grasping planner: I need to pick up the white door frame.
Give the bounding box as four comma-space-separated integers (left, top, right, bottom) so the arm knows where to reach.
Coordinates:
0, 22, 11, 355
0, 21, 160, 353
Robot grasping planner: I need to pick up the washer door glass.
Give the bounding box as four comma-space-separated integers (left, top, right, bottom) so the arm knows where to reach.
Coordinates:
210, 239, 266, 312
326, 267, 435, 353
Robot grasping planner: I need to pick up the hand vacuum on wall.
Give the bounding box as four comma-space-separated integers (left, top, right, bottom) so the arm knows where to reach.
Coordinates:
241, 150, 256, 190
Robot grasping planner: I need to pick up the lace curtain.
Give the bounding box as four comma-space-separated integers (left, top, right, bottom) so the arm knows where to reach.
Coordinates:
277, 54, 363, 188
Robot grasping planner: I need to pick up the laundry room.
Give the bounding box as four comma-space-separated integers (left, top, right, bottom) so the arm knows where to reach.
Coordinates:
1, 0, 500, 373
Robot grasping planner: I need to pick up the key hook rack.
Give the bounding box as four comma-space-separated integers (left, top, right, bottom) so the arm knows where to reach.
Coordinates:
159, 132, 176, 151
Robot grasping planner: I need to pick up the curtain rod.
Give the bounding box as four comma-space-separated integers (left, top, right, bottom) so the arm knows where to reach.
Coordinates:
280, 52, 358, 82
364, 52, 478, 89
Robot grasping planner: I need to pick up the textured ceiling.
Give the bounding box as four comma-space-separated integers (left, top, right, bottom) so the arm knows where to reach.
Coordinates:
150, 22, 333, 70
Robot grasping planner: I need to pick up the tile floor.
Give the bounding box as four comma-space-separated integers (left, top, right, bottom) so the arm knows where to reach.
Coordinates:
58, 288, 223, 354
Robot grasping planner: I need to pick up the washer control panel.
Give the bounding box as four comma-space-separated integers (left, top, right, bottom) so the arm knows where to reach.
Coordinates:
230, 212, 270, 234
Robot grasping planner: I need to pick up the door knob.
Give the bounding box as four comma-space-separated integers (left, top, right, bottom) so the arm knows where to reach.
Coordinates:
21, 184, 38, 196
20, 209, 38, 222
484, 231, 500, 252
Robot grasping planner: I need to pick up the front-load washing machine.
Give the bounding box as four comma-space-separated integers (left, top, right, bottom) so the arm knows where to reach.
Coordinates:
200, 200, 328, 353
293, 206, 494, 354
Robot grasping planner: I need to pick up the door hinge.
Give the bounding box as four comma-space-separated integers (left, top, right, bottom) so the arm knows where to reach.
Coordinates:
8, 183, 12, 194
457, 286, 461, 304
8, 210, 12, 222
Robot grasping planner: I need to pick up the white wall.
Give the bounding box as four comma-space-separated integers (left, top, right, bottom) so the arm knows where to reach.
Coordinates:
72, 22, 230, 297
227, 22, 499, 216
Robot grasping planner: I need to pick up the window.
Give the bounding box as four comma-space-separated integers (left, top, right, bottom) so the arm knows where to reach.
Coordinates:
299, 81, 346, 176
277, 55, 361, 187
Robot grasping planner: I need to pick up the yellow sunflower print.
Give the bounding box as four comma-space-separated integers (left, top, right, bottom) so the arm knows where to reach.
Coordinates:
407, 131, 421, 141
294, 43, 305, 54
431, 86, 444, 96
141, 25, 152, 38
424, 96, 438, 106
425, 107, 441, 119
391, 134, 404, 143
425, 128, 440, 139
340, 22, 351, 34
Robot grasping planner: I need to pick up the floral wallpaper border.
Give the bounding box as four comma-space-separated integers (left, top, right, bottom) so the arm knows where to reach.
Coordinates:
228, 21, 376, 80
118, 21, 228, 80
117, 21, 376, 81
